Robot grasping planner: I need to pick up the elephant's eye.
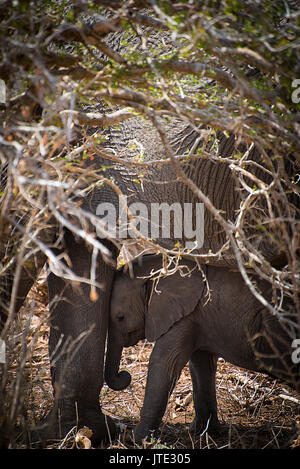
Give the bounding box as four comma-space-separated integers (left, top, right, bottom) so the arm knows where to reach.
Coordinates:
117, 314, 125, 322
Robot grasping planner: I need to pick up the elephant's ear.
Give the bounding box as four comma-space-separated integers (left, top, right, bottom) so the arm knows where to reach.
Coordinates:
145, 267, 205, 342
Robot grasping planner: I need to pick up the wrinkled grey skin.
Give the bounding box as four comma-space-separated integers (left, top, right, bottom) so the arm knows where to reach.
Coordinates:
105, 256, 298, 442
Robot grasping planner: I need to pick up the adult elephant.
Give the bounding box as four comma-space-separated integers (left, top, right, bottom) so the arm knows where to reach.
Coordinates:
0, 113, 292, 445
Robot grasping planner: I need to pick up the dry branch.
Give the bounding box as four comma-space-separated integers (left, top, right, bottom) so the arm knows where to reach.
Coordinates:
61, 108, 136, 127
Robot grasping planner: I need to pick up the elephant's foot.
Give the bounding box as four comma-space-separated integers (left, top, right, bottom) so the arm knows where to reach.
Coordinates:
188, 413, 221, 436
134, 422, 159, 444
28, 406, 116, 447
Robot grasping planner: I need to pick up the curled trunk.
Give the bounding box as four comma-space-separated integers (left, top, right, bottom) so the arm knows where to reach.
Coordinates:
104, 323, 131, 391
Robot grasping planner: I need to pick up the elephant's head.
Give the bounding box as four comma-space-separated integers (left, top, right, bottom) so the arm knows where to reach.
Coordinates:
104, 255, 205, 391
110, 274, 147, 348
104, 272, 147, 391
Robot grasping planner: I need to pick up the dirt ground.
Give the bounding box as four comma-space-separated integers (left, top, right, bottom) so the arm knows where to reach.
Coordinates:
3, 276, 300, 450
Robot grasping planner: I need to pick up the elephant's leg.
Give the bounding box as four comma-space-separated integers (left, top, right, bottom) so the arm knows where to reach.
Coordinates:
46, 231, 117, 444
189, 350, 219, 434
135, 320, 194, 442
0, 251, 46, 330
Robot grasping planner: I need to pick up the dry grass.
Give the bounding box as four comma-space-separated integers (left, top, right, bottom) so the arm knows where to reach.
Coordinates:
102, 347, 300, 450
2, 277, 300, 450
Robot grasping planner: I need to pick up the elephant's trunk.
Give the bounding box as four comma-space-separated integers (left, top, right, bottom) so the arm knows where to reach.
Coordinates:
105, 322, 131, 391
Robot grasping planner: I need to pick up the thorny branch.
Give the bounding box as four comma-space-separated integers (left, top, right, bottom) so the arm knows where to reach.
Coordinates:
0, 0, 299, 435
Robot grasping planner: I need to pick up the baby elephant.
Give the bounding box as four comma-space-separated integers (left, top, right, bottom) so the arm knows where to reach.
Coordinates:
105, 255, 298, 442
